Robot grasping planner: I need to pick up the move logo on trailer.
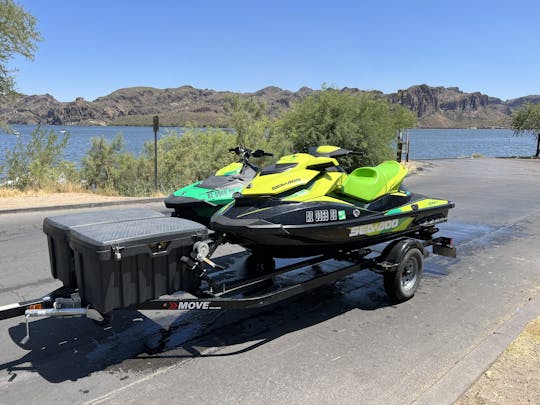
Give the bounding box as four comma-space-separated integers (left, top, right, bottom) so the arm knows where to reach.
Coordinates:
167, 301, 221, 310
349, 219, 400, 237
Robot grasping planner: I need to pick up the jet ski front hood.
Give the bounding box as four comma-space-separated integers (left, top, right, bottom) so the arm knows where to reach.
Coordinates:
242, 169, 321, 197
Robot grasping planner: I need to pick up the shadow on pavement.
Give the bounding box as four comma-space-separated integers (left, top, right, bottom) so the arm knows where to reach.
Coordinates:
1, 268, 398, 383
1, 229, 475, 383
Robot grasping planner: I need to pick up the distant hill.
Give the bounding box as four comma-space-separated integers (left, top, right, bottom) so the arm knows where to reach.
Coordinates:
1, 84, 538, 128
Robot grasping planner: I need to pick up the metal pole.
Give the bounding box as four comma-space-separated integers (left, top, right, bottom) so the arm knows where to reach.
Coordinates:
153, 116, 159, 191
396, 131, 403, 162
405, 131, 410, 162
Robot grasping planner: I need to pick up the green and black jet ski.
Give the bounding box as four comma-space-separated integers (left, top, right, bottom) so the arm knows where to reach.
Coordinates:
164, 147, 272, 226
210, 146, 454, 257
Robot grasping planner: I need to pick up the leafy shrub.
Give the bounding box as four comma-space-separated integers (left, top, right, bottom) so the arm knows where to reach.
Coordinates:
278, 88, 416, 168
81, 133, 154, 195
151, 128, 236, 191
3, 127, 76, 189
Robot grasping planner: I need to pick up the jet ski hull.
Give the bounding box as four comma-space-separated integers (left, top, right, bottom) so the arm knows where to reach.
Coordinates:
211, 196, 454, 257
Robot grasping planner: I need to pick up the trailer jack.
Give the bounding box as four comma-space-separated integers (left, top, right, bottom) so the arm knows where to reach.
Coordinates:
20, 295, 104, 345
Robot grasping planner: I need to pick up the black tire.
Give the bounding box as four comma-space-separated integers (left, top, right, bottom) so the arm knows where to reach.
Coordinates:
245, 254, 276, 274
383, 248, 423, 302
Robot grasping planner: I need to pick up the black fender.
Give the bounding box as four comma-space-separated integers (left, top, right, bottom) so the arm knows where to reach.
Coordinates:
381, 238, 426, 266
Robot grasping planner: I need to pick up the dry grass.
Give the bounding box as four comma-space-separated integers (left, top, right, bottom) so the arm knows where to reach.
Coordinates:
0, 183, 165, 211
0, 181, 123, 196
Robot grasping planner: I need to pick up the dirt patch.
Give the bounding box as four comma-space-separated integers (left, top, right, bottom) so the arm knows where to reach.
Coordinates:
456, 316, 540, 405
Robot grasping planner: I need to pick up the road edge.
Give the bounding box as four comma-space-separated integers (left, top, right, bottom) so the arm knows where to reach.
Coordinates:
0, 197, 165, 215
412, 291, 540, 404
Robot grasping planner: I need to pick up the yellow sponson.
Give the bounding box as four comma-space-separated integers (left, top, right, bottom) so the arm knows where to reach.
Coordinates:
215, 162, 242, 176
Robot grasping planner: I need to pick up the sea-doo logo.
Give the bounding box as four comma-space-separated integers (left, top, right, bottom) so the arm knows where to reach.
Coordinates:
349, 219, 399, 237
272, 178, 301, 190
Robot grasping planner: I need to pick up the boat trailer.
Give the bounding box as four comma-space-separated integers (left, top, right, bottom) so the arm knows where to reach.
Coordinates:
0, 228, 456, 345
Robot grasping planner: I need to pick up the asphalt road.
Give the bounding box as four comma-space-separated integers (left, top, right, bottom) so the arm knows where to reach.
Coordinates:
0, 158, 539, 404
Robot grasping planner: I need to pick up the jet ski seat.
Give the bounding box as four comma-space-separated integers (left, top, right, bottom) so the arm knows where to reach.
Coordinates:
341, 161, 408, 202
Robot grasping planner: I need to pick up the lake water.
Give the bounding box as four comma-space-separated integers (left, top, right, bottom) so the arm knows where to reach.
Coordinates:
0, 125, 537, 167
404, 128, 536, 159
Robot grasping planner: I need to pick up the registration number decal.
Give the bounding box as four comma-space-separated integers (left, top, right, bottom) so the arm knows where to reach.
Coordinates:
306, 209, 339, 223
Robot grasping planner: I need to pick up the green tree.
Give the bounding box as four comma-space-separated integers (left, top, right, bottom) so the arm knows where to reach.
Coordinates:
278, 88, 416, 167
511, 103, 540, 157
223, 95, 266, 146
0, 0, 42, 98
81, 134, 123, 191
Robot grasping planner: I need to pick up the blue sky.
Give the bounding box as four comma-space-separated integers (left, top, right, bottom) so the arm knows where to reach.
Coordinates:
9, 0, 540, 101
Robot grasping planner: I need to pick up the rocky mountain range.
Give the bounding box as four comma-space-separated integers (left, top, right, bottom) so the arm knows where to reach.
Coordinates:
1, 84, 539, 128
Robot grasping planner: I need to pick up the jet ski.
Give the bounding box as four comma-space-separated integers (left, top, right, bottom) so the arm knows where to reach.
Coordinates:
210, 146, 454, 257
164, 146, 273, 226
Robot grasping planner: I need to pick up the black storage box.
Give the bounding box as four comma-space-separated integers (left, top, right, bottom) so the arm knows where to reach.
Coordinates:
68, 216, 208, 314
43, 208, 164, 288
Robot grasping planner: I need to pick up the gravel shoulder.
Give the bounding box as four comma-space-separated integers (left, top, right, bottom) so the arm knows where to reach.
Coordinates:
457, 314, 540, 405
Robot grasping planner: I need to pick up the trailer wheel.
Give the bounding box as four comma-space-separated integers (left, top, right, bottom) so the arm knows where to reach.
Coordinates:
245, 254, 276, 274
383, 247, 423, 302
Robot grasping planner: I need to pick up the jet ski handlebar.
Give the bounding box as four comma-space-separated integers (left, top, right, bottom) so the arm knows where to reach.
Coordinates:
228, 147, 273, 159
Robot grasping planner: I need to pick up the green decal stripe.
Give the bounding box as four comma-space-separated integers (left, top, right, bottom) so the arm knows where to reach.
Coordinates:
385, 207, 403, 215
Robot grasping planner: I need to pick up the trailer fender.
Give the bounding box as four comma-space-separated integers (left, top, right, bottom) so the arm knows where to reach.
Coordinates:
381, 238, 426, 266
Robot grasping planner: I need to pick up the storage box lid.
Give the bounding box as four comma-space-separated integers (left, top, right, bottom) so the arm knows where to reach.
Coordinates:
43, 207, 164, 232
69, 217, 208, 258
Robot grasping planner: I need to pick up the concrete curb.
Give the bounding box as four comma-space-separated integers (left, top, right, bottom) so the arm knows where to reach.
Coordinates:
0, 197, 165, 215
413, 292, 540, 404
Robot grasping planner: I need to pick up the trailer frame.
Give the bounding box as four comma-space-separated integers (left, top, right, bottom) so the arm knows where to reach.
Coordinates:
0, 227, 456, 344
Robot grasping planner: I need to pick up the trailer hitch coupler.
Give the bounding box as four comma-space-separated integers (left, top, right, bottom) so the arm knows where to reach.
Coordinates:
20, 307, 104, 345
